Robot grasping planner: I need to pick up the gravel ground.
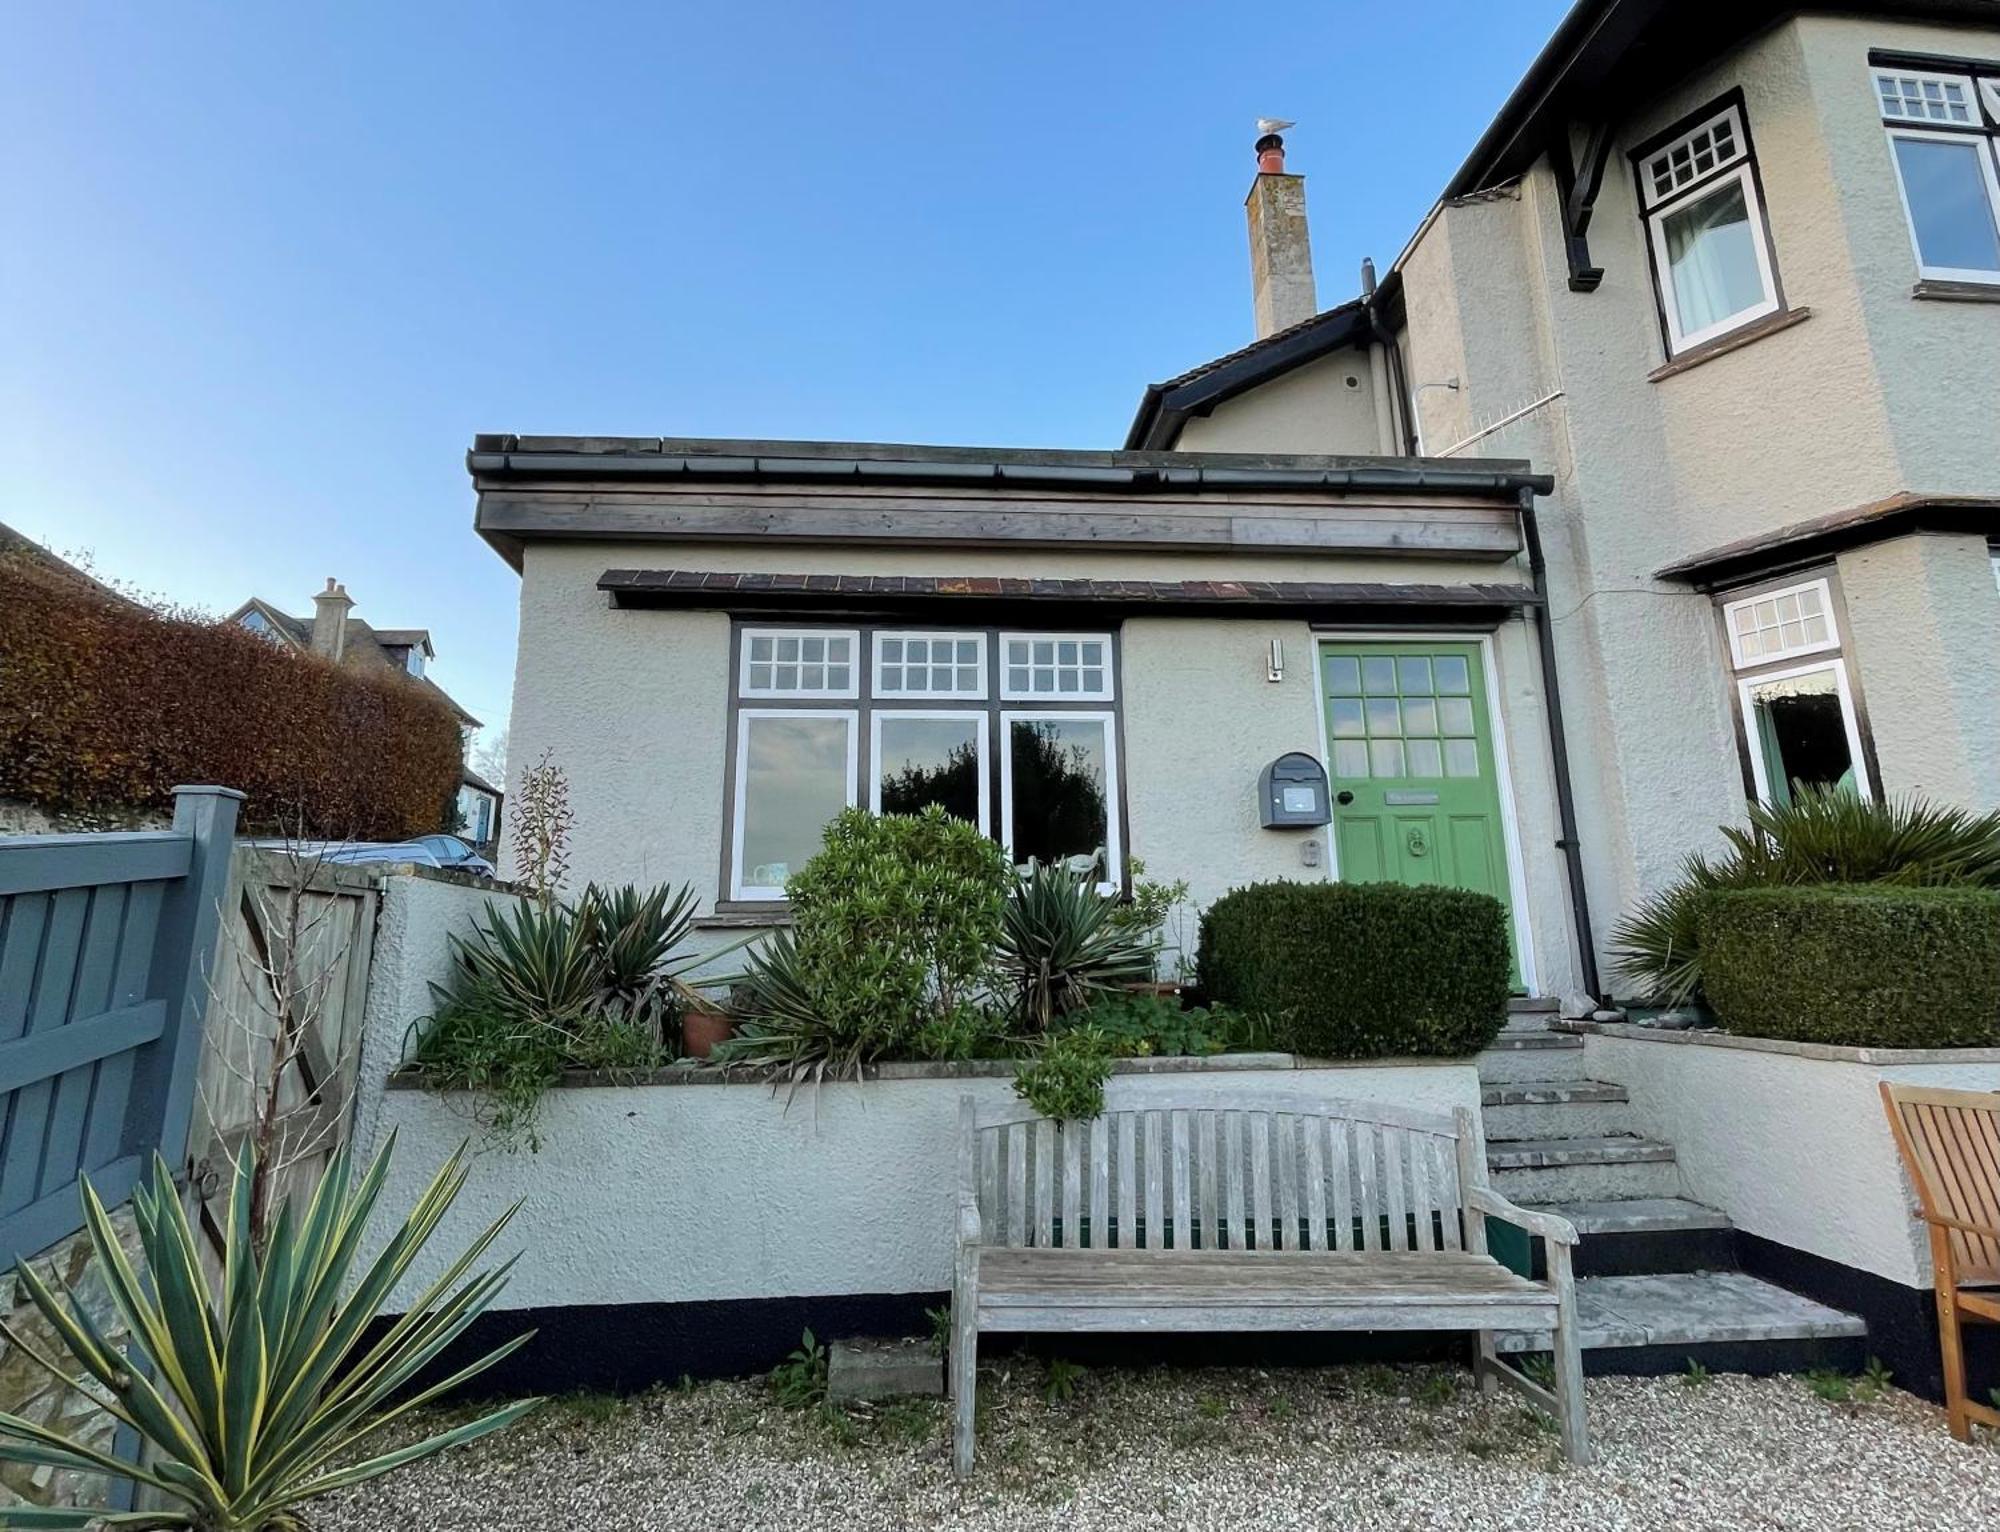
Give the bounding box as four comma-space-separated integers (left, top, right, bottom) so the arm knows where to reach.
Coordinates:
315, 1360, 2000, 1531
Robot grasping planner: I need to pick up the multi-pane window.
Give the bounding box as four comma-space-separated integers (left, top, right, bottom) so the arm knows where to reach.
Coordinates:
875, 632, 986, 698
740, 629, 859, 698
1722, 578, 1837, 667
1000, 633, 1114, 700
728, 625, 1121, 899
1635, 101, 1784, 355
1874, 65, 2000, 284
1717, 577, 1870, 807
1324, 653, 1479, 781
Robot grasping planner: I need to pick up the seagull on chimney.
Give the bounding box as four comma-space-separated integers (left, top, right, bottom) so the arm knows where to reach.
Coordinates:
1257, 117, 1295, 136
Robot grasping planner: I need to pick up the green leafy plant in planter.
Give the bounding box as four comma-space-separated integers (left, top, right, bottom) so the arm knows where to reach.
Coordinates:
1052, 990, 1265, 1058
718, 808, 1015, 1084
0, 1139, 538, 1530
997, 859, 1158, 1032
411, 880, 740, 1148
1612, 788, 2000, 1007
1013, 1028, 1114, 1121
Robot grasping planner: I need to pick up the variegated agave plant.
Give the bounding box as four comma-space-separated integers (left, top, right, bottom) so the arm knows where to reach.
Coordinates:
0, 1136, 539, 1529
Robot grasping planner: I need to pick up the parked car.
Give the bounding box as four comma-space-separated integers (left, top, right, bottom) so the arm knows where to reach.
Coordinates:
244, 833, 496, 877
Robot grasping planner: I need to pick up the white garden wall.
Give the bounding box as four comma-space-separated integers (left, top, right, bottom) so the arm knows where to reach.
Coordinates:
367, 1058, 1481, 1314
1579, 1023, 2000, 1288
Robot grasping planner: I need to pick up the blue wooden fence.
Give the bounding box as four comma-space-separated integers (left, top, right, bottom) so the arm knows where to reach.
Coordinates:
0, 786, 241, 1263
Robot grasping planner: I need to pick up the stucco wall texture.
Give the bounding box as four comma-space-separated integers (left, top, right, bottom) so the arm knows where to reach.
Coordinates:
369, 1061, 1482, 1313
1586, 1030, 2000, 1288
1385, 13, 2000, 983
1176, 350, 1391, 455
506, 540, 1578, 1000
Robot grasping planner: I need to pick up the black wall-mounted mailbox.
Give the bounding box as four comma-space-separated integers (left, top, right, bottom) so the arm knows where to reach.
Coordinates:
1259, 752, 1331, 828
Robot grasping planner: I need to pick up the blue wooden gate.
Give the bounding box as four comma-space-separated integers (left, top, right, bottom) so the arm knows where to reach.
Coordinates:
0, 786, 241, 1263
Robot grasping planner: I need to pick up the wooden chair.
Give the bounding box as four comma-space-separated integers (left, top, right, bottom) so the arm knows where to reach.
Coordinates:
950, 1091, 1588, 1477
1880, 1082, 2000, 1441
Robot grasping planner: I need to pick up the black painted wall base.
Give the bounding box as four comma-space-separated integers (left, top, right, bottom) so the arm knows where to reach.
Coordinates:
1737, 1232, 1999, 1406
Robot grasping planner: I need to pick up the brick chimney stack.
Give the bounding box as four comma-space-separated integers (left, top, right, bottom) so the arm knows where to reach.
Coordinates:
311, 578, 352, 661
1247, 128, 1317, 338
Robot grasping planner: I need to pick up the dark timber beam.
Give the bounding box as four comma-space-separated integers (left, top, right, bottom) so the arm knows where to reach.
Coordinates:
1552, 122, 1614, 293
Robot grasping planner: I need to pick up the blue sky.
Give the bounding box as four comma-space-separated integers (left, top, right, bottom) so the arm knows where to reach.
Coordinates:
2, 0, 1570, 749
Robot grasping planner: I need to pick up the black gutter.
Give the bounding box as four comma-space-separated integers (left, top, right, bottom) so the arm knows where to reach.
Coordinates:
1517, 486, 1604, 1004
1365, 298, 1421, 458
468, 445, 1552, 500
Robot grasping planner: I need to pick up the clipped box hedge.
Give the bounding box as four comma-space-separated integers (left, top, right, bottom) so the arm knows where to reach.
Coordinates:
1697, 885, 2000, 1049
1196, 880, 1510, 1058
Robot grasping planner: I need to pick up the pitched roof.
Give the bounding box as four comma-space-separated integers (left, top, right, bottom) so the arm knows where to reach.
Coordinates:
224, 597, 479, 727
1123, 299, 1373, 451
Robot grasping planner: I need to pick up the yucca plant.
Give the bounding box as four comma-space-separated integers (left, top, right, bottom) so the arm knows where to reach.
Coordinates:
443, 897, 601, 1025
997, 859, 1157, 1033
0, 1138, 539, 1529
1612, 787, 2000, 1006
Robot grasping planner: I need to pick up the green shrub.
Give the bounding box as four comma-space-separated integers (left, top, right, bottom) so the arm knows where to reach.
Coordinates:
1696, 885, 2000, 1048
1613, 788, 2000, 1006
726, 808, 1015, 1080
1052, 990, 1263, 1057
1196, 881, 1509, 1058
1013, 1028, 1114, 1121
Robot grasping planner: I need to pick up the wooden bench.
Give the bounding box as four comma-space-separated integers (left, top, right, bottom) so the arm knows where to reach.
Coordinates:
950, 1091, 1587, 1476
1881, 1082, 2000, 1441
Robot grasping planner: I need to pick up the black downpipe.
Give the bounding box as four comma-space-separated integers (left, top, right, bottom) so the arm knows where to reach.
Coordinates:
1518, 488, 1605, 1005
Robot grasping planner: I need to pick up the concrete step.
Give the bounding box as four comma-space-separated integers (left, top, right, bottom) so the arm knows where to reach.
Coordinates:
1481, 1079, 1633, 1140
1495, 1271, 1867, 1375
1478, 1032, 1590, 1084
1488, 1136, 1682, 1203
1526, 1197, 1738, 1278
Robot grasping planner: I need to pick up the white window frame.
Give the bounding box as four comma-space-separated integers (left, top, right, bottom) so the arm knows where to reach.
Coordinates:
729, 708, 859, 901
1645, 160, 1783, 353
1639, 103, 1750, 210
1735, 658, 1872, 807
999, 709, 1121, 892
1874, 67, 1982, 127
872, 630, 988, 701
868, 709, 991, 832
1721, 577, 1841, 669
737, 627, 862, 700
1880, 123, 2000, 284
998, 631, 1116, 702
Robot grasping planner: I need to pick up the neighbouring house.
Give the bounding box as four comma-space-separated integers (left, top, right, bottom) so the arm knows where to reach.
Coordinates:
227, 578, 497, 843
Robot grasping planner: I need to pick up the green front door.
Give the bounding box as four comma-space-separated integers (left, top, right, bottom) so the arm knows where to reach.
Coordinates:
1320, 641, 1520, 983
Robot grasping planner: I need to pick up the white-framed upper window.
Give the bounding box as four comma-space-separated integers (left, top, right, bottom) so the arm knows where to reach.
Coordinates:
1636, 102, 1784, 355
999, 710, 1121, 893
1722, 577, 1839, 668
874, 631, 986, 699
730, 708, 859, 900
870, 709, 990, 831
999, 632, 1115, 701
1736, 659, 1872, 807
1873, 66, 2000, 283
739, 628, 860, 699
1876, 68, 1980, 125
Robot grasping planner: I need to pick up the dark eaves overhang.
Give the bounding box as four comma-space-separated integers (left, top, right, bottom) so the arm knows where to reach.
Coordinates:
1655, 492, 2000, 590
1444, 0, 1996, 198
1123, 300, 1373, 451
597, 568, 1542, 624
469, 435, 1552, 570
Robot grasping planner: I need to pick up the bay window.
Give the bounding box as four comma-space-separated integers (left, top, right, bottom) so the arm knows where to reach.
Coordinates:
727, 624, 1123, 901
1718, 577, 1871, 807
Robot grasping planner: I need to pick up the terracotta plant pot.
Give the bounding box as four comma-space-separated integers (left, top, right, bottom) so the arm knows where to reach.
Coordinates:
681, 1007, 737, 1060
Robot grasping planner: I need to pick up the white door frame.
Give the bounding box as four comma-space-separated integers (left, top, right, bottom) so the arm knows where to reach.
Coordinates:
1310, 631, 1541, 997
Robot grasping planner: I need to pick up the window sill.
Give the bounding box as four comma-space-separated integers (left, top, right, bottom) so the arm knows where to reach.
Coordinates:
1648, 307, 1812, 382
1912, 278, 2000, 303
695, 906, 792, 929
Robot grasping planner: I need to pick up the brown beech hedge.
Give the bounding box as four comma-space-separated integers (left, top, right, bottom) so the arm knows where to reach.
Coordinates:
0, 555, 462, 838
